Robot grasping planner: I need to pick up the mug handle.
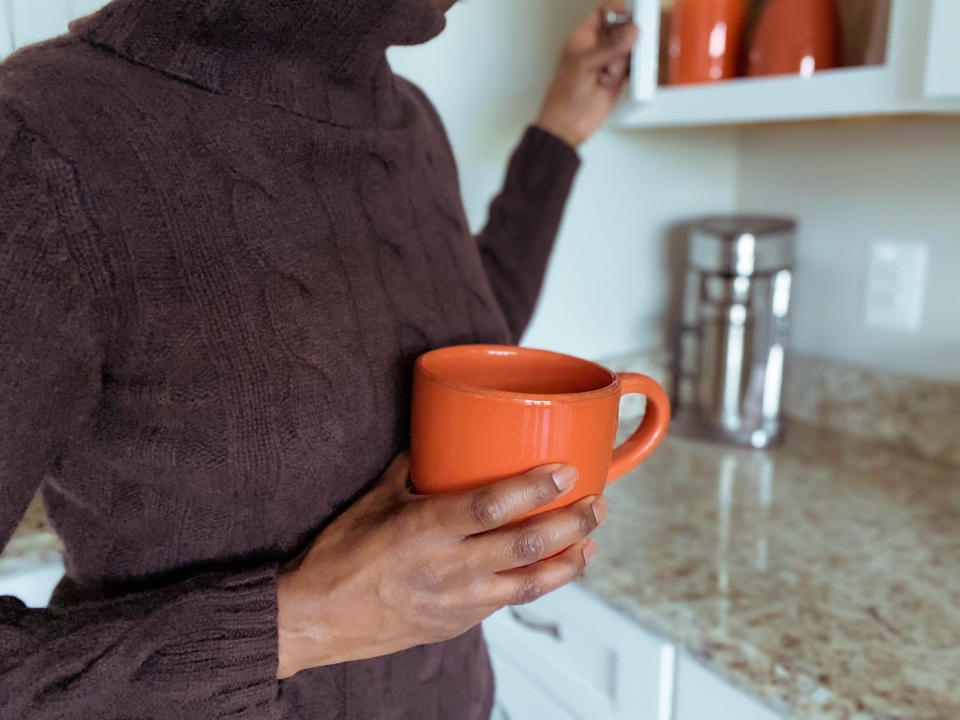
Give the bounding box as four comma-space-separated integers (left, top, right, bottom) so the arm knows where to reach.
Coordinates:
606, 373, 671, 484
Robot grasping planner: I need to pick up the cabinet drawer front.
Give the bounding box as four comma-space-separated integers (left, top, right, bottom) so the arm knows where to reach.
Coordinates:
483, 584, 664, 719
489, 647, 581, 720
485, 609, 616, 715
674, 654, 783, 720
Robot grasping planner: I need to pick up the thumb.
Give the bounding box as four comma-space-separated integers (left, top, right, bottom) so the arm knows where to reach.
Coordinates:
381, 451, 413, 494
580, 24, 638, 71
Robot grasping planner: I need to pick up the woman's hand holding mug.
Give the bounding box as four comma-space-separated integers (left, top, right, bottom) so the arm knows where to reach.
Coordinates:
277, 345, 669, 680
275, 454, 606, 679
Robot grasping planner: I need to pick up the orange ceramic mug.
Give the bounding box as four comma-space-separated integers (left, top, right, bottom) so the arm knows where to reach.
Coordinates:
410, 345, 671, 517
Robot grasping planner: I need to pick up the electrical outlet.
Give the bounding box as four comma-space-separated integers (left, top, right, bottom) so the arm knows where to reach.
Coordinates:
864, 241, 929, 332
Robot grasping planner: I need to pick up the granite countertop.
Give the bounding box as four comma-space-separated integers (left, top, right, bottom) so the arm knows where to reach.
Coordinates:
4, 418, 958, 719
584, 420, 960, 720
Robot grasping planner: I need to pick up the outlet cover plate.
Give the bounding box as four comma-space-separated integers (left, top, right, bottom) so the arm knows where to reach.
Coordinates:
864, 241, 929, 332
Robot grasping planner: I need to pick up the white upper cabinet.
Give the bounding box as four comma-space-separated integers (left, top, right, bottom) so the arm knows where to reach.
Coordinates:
618, 0, 960, 127
924, 0, 960, 98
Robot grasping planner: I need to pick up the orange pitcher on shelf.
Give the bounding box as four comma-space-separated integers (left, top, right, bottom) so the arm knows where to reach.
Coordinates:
748, 0, 840, 78
667, 0, 749, 85
410, 346, 671, 519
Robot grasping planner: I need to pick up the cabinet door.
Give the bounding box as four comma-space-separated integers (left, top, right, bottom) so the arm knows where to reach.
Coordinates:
489, 646, 580, 720
483, 584, 664, 720
924, 0, 960, 98
10, 0, 71, 48
628, 0, 661, 103
674, 654, 783, 720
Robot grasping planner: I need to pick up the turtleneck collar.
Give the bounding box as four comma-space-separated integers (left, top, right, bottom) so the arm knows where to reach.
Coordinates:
70, 0, 446, 126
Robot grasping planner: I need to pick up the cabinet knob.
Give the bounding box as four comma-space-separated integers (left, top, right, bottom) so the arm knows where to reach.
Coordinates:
603, 9, 633, 28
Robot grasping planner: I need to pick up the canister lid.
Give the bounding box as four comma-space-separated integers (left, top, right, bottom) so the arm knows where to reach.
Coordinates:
688, 215, 795, 275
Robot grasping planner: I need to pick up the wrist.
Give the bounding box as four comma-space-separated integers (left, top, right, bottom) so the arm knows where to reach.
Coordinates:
276, 571, 308, 679
534, 115, 582, 149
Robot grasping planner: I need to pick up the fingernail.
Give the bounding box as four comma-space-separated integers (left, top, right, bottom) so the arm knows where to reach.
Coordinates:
551, 465, 579, 493
592, 497, 609, 525
582, 539, 597, 563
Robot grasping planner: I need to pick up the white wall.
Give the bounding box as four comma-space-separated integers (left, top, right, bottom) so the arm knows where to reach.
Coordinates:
390, 0, 741, 361
736, 119, 960, 381
0, 0, 105, 53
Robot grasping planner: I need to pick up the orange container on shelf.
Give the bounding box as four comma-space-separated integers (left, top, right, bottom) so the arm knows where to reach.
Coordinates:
667, 0, 749, 85
748, 0, 840, 78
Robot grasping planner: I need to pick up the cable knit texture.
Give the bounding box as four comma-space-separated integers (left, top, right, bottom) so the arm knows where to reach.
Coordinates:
0, 0, 580, 718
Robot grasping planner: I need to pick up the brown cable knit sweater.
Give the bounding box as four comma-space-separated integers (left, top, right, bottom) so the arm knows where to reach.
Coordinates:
0, 1, 580, 718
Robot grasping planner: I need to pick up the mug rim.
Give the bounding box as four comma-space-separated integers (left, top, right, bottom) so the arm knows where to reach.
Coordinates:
415, 344, 620, 404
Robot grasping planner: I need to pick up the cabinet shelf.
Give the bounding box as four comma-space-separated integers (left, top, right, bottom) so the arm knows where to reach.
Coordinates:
614, 65, 960, 129
615, 0, 960, 129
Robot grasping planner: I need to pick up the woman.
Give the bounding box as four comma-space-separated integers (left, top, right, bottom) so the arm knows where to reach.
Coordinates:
0, 0, 636, 717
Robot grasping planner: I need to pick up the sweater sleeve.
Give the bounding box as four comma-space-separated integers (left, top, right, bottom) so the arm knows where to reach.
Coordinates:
0, 110, 282, 719
475, 126, 581, 342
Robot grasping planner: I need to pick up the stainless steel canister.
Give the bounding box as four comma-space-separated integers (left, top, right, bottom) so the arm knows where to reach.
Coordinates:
672, 216, 795, 448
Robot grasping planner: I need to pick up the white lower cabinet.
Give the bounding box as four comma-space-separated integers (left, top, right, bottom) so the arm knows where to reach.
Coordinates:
483, 583, 783, 720
484, 582, 664, 720
0, 561, 64, 608
673, 654, 781, 720
489, 647, 580, 720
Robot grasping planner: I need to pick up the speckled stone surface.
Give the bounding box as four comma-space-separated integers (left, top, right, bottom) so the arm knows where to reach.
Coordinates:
784, 353, 960, 467
0, 495, 62, 575
604, 348, 960, 468
585, 419, 960, 720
